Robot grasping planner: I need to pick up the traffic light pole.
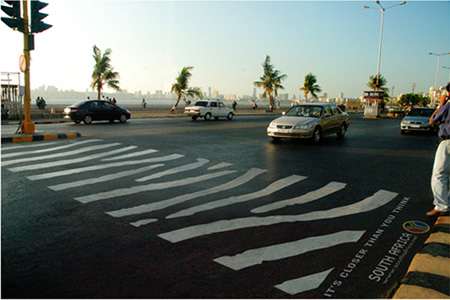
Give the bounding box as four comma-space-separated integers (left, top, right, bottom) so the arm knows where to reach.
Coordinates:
21, 0, 34, 134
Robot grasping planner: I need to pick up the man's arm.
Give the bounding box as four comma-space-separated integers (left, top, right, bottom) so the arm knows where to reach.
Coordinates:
430, 95, 448, 125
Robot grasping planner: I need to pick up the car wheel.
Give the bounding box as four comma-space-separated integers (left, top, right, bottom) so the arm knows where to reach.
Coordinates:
400, 129, 406, 135
83, 115, 93, 124
119, 114, 128, 123
204, 113, 211, 121
227, 112, 234, 120
271, 137, 281, 142
191, 116, 198, 121
312, 127, 321, 143
337, 123, 347, 138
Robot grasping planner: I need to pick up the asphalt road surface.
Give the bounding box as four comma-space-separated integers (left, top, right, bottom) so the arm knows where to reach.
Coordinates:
2, 114, 440, 298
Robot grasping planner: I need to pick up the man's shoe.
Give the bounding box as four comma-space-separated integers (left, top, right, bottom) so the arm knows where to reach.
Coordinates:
426, 209, 442, 216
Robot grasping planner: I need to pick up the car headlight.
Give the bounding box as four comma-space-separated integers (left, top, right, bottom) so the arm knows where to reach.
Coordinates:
294, 124, 312, 130
268, 122, 276, 129
401, 120, 409, 124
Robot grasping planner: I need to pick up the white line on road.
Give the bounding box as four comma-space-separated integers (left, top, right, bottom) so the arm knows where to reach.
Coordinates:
2, 139, 102, 158
166, 174, 307, 219
75, 170, 237, 204
106, 168, 267, 218
1, 141, 61, 151
207, 162, 234, 170
158, 190, 398, 243
136, 158, 210, 182
48, 164, 165, 191
101, 149, 159, 161
251, 181, 347, 214
213, 230, 365, 271
274, 268, 334, 295
26, 154, 185, 180
2, 143, 128, 166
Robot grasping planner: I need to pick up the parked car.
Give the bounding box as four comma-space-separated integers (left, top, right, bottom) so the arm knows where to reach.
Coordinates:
400, 107, 436, 134
184, 100, 234, 121
63, 100, 131, 124
267, 103, 350, 143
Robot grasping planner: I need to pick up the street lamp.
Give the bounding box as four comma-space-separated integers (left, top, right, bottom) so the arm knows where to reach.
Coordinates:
429, 52, 450, 105
364, 1, 406, 87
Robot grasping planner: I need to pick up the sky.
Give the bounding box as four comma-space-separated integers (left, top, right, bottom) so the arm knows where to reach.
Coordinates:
1, 0, 449, 99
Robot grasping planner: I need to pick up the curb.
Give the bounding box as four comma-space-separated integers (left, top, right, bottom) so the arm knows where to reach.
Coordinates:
392, 215, 450, 299
1, 132, 82, 144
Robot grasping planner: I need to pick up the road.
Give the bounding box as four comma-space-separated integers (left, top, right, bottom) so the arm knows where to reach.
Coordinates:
1, 114, 439, 298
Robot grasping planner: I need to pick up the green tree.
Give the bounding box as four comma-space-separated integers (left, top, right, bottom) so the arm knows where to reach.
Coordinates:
300, 73, 322, 103
367, 74, 390, 94
170, 66, 203, 112
398, 93, 431, 107
90, 45, 120, 100
254, 55, 287, 110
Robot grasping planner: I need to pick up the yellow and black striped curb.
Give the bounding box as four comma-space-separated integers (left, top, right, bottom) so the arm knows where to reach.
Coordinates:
393, 215, 450, 299
2, 132, 81, 144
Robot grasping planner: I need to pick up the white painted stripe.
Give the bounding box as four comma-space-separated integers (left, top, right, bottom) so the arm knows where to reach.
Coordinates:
130, 219, 158, 227
8, 144, 132, 172
213, 230, 365, 271
2, 139, 101, 158
2, 143, 127, 166
207, 162, 234, 170
158, 190, 398, 243
101, 149, 158, 161
106, 168, 267, 218
1, 141, 61, 151
251, 181, 347, 214
136, 158, 210, 182
48, 164, 164, 191
26, 154, 184, 180
166, 175, 306, 219
75, 170, 237, 204
274, 268, 334, 295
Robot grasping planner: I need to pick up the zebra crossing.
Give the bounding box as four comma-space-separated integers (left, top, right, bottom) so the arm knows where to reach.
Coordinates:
1, 138, 400, 296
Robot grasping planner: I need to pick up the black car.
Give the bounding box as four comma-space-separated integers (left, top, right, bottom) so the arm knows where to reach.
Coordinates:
63, 100, 131, 124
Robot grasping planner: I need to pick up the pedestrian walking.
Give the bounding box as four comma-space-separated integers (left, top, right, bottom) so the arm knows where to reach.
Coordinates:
427, 82, 450, 216
232, 100, 237, 111
141, 98, 147, 108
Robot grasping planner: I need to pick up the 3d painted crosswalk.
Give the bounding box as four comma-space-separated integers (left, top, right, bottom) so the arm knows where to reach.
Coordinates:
1, 139, 400, 296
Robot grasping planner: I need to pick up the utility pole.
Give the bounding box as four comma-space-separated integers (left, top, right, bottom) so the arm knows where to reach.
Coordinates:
21, 0, 34, 134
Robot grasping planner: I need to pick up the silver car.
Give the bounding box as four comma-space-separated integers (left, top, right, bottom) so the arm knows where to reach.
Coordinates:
267, 103, 350, 143
400, 107, 436, 134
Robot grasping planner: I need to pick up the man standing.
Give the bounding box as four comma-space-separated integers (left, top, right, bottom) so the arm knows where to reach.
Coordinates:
428, 82, 450, 216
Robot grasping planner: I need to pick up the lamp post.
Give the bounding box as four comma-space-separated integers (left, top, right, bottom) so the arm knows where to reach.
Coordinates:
429, 52, 450, 106
364, 1, 406, 87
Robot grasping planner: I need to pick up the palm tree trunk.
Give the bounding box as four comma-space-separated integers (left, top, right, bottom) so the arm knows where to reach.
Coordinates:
304, 92, 308, 103
97, 88, 101, 100
170, 94, 181, 112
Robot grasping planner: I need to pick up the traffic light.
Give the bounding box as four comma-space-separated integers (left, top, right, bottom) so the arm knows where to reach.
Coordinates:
30, 0, 52, 33
1, 0, 24, 32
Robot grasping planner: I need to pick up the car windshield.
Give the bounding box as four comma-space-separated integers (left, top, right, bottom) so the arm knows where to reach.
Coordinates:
285, 105, 323, 118
195, 101, 208, 107
407, 109, 434, 117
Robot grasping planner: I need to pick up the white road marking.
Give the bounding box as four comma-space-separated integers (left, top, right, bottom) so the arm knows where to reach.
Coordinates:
274, 268, 334, 295
75, 170, 237, 204
166, 174, 307, 219
130, 219, 158, 227
207, 162, 234, 170
251, 181, 347, 213
101, 149, 159, 161
2, 143, 129, 166
2, 139, 101, 158
7, 144, 135, 172
106, 168, 267, 218
213, 230, 365, 271
136, 158, 210, 182
26, 154, 185, 180
48, 164, 164, 191
158, 190, 398, 243
1, 141, 61, 151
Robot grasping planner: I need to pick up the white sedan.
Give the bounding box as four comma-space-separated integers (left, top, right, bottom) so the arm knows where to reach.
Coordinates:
185, 100, 234, 121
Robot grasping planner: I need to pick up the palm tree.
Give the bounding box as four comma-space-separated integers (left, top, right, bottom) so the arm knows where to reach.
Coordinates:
254, 55, 287, 110
367, 74, 389, 93
90, 45, 120, 100
300, 73, 321, 103
170, 66, 203, 112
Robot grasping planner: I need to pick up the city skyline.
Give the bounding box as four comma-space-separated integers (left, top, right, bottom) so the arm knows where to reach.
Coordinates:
1, 0, 449, 99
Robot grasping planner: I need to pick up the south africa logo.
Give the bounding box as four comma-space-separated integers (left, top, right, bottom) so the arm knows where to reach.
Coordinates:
402, 221, 430, 234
